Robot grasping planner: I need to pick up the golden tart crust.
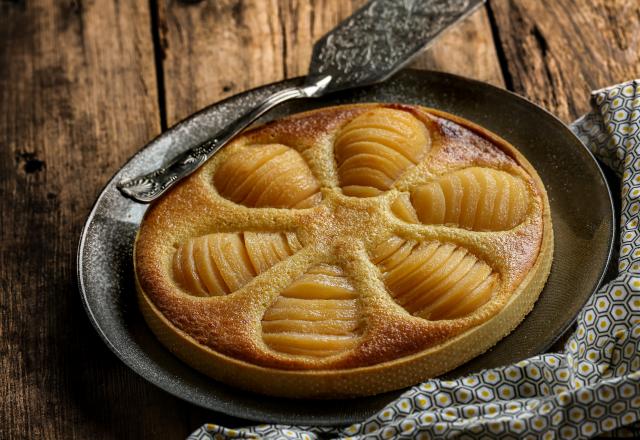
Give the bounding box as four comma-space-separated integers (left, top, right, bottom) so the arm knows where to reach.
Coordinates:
134, 103, 553, 398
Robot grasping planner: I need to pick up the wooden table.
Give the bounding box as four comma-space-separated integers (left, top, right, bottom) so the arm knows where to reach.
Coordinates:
1, 1, 638, 438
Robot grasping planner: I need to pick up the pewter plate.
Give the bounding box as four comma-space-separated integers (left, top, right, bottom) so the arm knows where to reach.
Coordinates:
77, 70, 615, 426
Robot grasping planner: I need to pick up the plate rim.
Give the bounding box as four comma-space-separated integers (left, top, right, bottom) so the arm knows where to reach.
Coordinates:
77, 68, 616, 425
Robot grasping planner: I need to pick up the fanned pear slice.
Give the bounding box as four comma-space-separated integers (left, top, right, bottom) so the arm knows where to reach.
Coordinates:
261, 264, 364, 357
371, 238, 498, 320
390, 193, 419, 223
335, 108, 430, 196
173, 231, 301, 296
410, 168, 529, 231
214, 144, 321, 208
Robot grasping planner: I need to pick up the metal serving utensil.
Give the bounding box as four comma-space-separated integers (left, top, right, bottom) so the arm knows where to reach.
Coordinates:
118, 0, 484, 203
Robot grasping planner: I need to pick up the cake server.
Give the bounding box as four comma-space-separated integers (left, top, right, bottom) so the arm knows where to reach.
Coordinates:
118, 0, 484, 203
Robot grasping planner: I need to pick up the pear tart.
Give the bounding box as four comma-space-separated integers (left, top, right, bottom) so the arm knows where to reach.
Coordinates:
135, 104, 553, 398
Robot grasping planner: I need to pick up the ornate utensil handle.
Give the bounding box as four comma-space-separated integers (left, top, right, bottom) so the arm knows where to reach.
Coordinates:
117, 75, 332, 203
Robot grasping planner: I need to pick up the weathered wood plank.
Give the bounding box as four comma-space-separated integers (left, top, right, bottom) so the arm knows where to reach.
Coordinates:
159, 0, 505, 126
411, 6, 505, 88
488, 0, 640, 122
159, 0, 288, 126
0, 1, 204, 438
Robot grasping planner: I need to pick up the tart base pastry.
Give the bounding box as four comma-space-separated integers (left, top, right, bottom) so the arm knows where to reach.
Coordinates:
134, 104, 553, 398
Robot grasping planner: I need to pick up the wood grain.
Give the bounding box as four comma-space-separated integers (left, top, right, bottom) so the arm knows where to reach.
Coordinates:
488, 0, 640, 122
411, 6, 505, 87
159, 0, 504, 125
0, 0, 209, 438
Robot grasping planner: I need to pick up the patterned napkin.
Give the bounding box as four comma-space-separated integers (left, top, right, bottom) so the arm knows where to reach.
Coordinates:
189, 80, 640, 439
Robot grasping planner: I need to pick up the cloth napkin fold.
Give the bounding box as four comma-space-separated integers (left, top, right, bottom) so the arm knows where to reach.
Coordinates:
189, 80, 640, 440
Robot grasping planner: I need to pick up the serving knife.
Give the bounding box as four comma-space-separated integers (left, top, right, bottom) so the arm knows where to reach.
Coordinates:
118, 0, 484, 203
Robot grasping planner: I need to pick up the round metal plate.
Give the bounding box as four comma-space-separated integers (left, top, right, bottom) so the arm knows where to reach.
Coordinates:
77, 70, 615, 426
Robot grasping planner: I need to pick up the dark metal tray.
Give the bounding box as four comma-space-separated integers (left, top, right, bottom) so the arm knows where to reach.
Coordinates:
78, 70, 614, 426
